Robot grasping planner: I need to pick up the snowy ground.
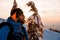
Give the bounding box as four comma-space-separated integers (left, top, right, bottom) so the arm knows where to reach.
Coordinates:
43, 29, 60, 40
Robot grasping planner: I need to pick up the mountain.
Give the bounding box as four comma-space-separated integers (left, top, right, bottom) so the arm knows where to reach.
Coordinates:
44, 25, 60, 33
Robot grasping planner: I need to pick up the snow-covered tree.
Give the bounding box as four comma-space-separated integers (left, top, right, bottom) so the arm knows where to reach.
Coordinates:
12, 0, 17, 10
26, 1, 44, 40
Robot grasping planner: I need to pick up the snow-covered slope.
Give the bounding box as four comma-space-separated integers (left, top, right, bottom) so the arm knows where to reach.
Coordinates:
0, 18, 6, 23
43, 29, 60, 40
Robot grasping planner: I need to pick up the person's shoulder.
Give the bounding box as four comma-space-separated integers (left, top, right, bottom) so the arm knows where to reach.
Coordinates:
0, 25, 10, 32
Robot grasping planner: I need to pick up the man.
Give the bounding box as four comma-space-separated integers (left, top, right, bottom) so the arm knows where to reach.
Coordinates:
0, 8, 28, 40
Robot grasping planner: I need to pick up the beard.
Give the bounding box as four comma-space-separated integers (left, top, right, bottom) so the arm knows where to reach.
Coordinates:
17, 19, 25, 24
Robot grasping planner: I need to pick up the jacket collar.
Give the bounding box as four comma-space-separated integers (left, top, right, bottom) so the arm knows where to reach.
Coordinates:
7, 17, 21, 27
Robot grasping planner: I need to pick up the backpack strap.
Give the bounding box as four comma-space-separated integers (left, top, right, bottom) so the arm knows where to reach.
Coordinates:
0, 22, 14, 40
0, 22, 7, 29
0, 22, 14, 33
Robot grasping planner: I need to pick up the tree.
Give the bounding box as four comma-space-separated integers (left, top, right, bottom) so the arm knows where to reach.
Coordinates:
26, 1, 44, 40
12, 0, 17, 10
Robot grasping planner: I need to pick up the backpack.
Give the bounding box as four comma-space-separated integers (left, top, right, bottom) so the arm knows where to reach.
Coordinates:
0, 22, 26, 40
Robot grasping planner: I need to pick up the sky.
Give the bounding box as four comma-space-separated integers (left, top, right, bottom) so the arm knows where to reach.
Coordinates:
0, 0, 60, 26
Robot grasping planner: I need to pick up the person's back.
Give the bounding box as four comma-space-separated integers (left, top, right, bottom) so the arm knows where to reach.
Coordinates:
0, 8, 28, 40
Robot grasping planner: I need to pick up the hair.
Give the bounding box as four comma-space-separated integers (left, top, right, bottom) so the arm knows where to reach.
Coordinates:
10, 8, 23, 18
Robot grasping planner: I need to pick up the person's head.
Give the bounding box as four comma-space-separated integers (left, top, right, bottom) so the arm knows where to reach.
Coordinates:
10, 8, 25, 24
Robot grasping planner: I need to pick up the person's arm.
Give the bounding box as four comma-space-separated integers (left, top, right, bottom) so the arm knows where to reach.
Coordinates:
0, 25, 10, 40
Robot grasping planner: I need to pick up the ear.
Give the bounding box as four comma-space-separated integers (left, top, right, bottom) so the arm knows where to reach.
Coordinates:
11, 13, 16, 21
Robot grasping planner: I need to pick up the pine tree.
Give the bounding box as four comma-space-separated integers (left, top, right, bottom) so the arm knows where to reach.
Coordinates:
12, 0, 17, 10
26, 1, 44, 40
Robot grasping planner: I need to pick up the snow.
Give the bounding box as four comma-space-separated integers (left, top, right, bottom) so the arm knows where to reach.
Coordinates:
43, 29, 60, 40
